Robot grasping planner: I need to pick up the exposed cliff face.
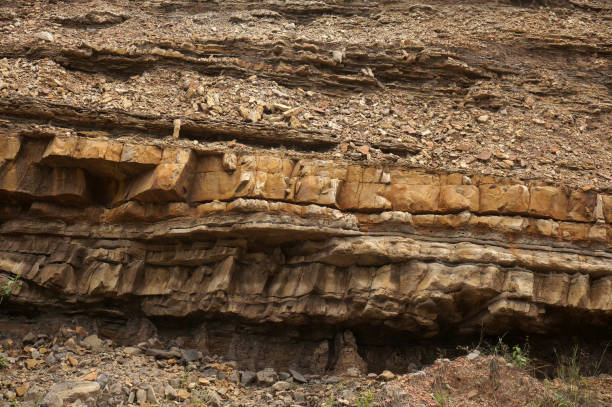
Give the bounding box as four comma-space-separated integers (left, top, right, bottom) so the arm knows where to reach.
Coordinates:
2, 133, 611, 334
0, 0, 611, 373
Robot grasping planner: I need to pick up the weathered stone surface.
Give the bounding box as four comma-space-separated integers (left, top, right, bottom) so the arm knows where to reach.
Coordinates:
0, 134, 610, 342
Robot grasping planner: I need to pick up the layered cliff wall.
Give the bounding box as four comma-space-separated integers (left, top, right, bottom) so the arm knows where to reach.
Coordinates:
2, 132, 611, 334
0, 0, 611, 373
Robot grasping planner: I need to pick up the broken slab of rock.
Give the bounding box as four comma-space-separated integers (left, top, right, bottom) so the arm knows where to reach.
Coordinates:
41, 381, 101, 407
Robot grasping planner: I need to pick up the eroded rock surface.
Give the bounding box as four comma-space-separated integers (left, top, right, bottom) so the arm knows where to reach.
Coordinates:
0, 0, 611, 376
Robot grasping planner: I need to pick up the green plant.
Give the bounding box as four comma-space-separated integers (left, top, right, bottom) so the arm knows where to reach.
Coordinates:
432, 389, 450, 407
190, 388, 210, 407
512, 344, 529, 367
325, 382, 344, 407
537, 346, 595, 407
0, 274, 20, 304
432, 360, 451, 407
0, 354, 7, 369
356, 389, 375, 407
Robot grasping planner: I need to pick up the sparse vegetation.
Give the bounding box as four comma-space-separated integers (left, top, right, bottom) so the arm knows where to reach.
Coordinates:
0, 354, 7, 370
537, 346, 596, 407
432, 358, 451, 407
356, 389, 375, 407
0, 274, 20, 304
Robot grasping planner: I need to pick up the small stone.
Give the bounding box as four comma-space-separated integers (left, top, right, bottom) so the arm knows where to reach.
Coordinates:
287, 369, 306, 384
401, 125, 417, 134
25, 359, 40, 369
289, 115, 302, 128
256, 368, 278, 386
164, 384, 176, 399
346, 367, 361, 377
228, 371, 240, 383
476, 151, 492, 161
67, 355, 78, 367
332, 50, 343, 64
176, 388, 190, 400
207, 389, 223, 407
240, 371, 257, 386
123, 347, 140, 355
358, 145, 370, 155
379, 370, 396, 381
341, 389, 356, 401
136, 388, 147, 403
238, 105, 263, 123
75, 326, 88, 337
22, 332, 36, 344
323, 376, 342, 384
293, 392, 306, 403
182, 349, 202, 362
109, 383, 122, 395
46, 354, 56, 364
477, 114, 490, 123
15, 384, 30, 397
35, 31, 54, 42
42, 381, 100, 406
467, 389, 478, 399
172, 119, 181, 139
467, 350, 480, 360
282, 106, 304, 118
95, 374, 108, 389
81, 335, 104, 351
272, 381, 291, 392
82, 371, 99, 381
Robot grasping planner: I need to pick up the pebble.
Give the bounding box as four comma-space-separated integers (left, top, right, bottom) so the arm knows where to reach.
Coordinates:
34, 31, 54, 42
379, 370, 396, 381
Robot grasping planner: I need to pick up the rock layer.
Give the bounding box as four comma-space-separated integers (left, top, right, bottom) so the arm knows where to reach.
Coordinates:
1, 133, 610, 342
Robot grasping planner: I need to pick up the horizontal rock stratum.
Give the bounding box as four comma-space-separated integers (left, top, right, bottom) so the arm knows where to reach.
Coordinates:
1, 132, 611, 339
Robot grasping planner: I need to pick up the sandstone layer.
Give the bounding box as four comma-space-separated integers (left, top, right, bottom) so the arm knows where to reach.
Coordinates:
0, 0, 611, 374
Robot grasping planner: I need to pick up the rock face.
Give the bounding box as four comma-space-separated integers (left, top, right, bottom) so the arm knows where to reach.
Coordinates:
1, 133, 610, 336
0, 0, 611, 374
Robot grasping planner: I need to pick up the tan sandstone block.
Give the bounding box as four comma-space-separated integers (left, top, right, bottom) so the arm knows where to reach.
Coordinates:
566, 190, 596, 222
535, 273, 569, 306
559, 223, 589, 241
502, 271, 534, 298
479, 184, 529, 214
590, 277, 612, 310
120, 143, 162, 166
438, 185, 479, 212
293, 175, 340, 206
36, 167, 90, 205
567, 274, 590, 308
346, 165, 363, 182
389, 169, 439, 185
190, 171, 242, 202
125, 150, 196, 202
0, 134, 21, 160
440, 173, 464, 185
74, 138, 110, 160
383, 184, 440, 213
528, 186, 568, 220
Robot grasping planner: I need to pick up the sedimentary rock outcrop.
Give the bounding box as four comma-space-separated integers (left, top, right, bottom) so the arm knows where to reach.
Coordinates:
2, 133, 610, 338
0, 0, 611, 373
